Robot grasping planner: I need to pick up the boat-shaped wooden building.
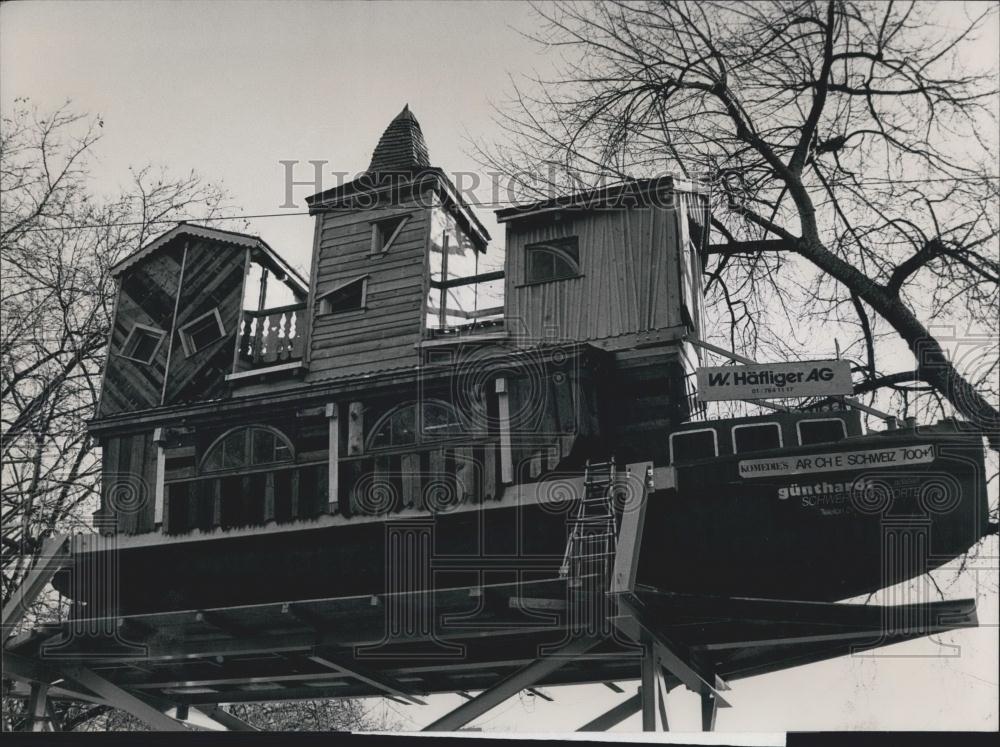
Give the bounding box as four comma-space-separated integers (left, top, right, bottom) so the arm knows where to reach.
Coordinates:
6, 107, 989, 731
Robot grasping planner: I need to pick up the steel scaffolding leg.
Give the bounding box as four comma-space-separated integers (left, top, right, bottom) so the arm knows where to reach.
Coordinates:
422, 636, 601, 731
26, 682, 49, 732
701, 692, 718, 732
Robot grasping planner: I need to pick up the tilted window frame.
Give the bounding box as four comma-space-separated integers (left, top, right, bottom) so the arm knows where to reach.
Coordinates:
178, 307, 227, 357
118, 322, 167, 365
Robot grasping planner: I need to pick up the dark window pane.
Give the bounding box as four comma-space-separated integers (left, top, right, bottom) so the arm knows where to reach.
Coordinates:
733, 423, 782, 454
423, 402, 458, 436
252, 428, 276, 464
798, 419, 847, 445
222, 430, 247, 469
323, 279, 365, 313
376, 215, 407, 251
183, 312, 224, 353
670, 430, 717, 463
526, 237, 580, 283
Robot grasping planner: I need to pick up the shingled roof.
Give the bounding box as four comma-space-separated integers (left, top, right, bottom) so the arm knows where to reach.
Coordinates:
367, 104, 431, 173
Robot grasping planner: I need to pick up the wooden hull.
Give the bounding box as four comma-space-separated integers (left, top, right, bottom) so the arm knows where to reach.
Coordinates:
637, 430, 990, 601
56, 429, 989, 614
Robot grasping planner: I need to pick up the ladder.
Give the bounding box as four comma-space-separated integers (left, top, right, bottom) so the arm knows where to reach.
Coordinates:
559, 458, 619, 585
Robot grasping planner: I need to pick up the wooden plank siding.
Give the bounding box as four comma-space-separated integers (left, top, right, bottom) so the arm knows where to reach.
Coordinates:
98, 245, 185, 417
306, 201, 431, 381
100, 431, 157, 534
503, 205, 686, 348
165, 240, 247, 405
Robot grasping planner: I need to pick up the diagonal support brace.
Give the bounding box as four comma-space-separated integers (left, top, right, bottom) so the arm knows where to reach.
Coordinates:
423, 635, 601, 731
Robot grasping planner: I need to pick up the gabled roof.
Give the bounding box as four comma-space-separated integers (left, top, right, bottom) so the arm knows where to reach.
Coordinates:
367, 104, 430, 173
110, 223, 309, 295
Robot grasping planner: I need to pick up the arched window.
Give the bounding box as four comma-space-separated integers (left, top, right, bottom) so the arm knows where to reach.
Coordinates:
368, 400, 462, 451
201, 425, 294, 473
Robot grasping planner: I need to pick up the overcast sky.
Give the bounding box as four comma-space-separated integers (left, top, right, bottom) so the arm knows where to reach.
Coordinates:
2, 0, 997, 735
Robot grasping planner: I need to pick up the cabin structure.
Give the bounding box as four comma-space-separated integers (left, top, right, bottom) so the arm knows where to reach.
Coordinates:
85, 105, 711, 545
4, 106, 989, 733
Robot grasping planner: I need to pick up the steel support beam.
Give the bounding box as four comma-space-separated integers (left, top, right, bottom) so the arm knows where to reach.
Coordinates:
196, 705, 259, 731
701, 692, 718, 732
309, 653, 426, 705
640, 641, 659, 731
3, 534, 70, 632
422, 635, 601, 731
577, 692, 641, 731
615, 596, 730, 708
57, 665, 188, 732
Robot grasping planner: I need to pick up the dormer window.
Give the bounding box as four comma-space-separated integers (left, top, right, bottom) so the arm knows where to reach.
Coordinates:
178, 308, 226, 357
319, 276, 368, 315
119, 323, 166, 364
371, 214, 411, 254
525, 236, 581, 284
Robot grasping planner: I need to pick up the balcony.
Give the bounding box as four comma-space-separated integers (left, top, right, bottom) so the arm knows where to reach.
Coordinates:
230, 303, 307, 379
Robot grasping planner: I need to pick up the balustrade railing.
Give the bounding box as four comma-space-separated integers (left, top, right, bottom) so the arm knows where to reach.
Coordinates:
236, 303, 306, 371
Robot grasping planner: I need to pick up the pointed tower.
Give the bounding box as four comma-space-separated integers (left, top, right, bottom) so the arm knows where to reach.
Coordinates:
303, 107, 490, 383
366, 104, 430, 174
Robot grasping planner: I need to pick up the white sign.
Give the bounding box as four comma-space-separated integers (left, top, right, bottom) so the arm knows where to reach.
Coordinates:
739, 444, 936, 479
696, 359, 853, 401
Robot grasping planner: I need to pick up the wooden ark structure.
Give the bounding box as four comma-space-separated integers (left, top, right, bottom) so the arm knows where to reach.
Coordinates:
4, 107, 990, 732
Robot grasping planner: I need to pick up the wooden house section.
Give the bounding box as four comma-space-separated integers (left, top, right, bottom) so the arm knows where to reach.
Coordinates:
496, 179, 710, 349
100, 224, 308, 418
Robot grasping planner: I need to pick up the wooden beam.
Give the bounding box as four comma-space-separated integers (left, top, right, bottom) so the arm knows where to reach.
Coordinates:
152, 428, 167, 527
610, 463, 653, 594
602, 682, 624, 694
423, 636, 601, 731
527, 687, 554, 702
2, 535, 70, 631
347, 402, 364, 456
577, 692, 641, 731
309, 653, 426, 705
57, 665, 188, 732
326, 403, 339, 512
495, 377, 513, 484
705, 239, 794, 255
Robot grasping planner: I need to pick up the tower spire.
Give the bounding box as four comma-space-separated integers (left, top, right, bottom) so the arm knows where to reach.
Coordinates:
367, 105, 430, 173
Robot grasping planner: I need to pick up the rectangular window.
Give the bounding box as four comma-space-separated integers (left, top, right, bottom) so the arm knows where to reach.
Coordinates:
371, 214, 410, 254
797, 418, 848, 446
178, 309, 226, 357
319, 276, 368, 315
669, 428, 718, 463
119, 323, 166, 364
732, 422, 782, 454
525, 236, 581, 284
